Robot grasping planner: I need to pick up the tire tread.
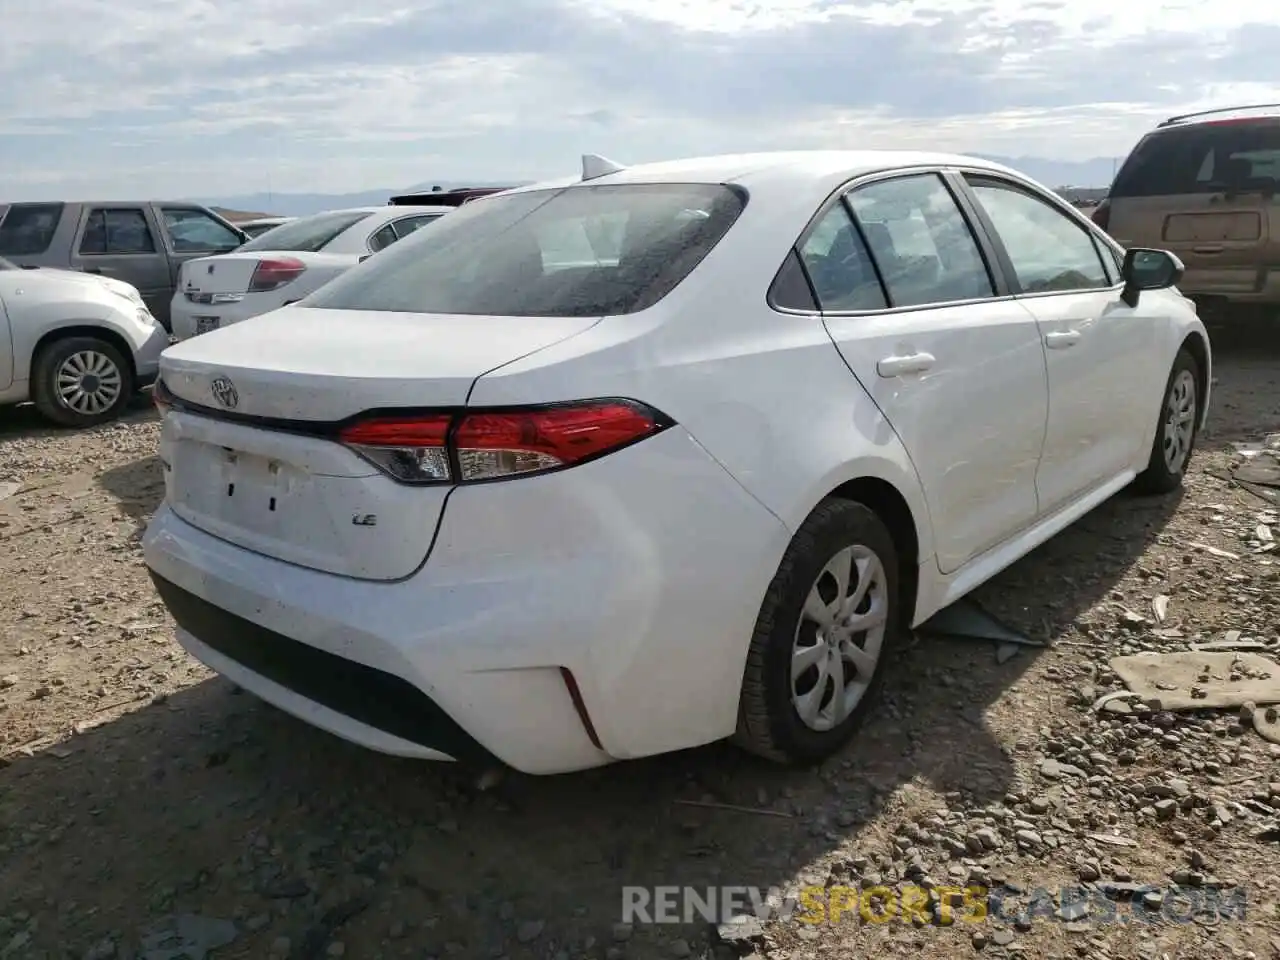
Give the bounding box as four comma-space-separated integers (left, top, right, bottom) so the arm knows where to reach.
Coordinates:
734, 498, 898, 764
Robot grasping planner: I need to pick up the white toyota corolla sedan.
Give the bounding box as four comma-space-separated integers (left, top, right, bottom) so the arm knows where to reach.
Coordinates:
143, 150, 1211, 776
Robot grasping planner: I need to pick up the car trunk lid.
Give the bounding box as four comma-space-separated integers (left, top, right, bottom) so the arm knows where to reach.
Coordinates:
157, 306, 602, 579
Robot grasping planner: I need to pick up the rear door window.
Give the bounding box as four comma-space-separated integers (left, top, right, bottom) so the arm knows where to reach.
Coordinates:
795, 204, 886, 310
392, 214, 441, 239
845, 174, 995, 308
368, 224, 399, 252
305, 184, 746, 318
79, 208, 157, 255
1111, 121, 1280, 197
0, 203, 64, 256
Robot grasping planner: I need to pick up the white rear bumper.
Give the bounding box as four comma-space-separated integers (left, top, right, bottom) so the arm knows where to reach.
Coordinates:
143, 426, 790, 774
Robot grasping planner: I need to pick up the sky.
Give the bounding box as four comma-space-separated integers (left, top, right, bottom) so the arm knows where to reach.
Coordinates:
3, 0, 1280, 199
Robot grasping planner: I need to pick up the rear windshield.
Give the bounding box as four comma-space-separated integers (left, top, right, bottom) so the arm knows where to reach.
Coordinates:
303, 183, 747, 318
236, 210, 372, 252
0, 202, 64, 256
1111, 120, 1280, 198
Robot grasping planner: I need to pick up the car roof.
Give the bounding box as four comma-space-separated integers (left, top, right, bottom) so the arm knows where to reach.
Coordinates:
497, 150, 1035, 212
503, 150, 1025, 199
1155, 103, 1280, 130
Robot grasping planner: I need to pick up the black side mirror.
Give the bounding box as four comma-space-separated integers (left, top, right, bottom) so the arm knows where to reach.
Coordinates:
1120, 248, 1183, 307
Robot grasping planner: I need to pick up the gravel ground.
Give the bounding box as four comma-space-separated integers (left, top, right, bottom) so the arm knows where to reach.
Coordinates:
1, 319, 1279, 960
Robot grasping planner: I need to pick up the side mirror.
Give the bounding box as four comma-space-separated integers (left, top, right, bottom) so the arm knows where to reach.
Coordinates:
1120, 248, 1183, 307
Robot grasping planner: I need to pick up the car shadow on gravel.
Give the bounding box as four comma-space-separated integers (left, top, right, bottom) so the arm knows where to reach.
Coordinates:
97, 454, 164, 534
0, 481, 1183, 957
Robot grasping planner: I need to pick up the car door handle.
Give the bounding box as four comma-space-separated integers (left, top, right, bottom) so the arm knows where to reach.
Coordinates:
83, 267, 106, 275
1192, 245, 1223, 255
1044, 330, 1081, 349
876, 352, 936, 377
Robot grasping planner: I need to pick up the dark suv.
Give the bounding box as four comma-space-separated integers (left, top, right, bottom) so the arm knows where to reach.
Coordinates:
1094, 104, 1280, 318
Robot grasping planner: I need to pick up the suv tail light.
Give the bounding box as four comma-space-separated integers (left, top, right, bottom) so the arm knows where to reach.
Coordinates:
248, 257, 306, 292
337, 400, 672, 484
1091, 199, 1111, 232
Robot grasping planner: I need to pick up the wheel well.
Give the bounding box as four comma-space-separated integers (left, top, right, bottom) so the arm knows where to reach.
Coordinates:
1179, 332, 1209, 423
826, 477, 919, 629
33, 326, 137, 380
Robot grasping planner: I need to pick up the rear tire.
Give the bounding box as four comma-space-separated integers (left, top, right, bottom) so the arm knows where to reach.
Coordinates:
1132, 348, 1200, 495
31, 336, 134, 429
733, 499, 901, 765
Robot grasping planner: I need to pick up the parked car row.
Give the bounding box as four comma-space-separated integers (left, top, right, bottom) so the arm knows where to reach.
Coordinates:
140, 147, 1210, 777
0, 200, 247, 330
0, 189, 498, 426
169, 204, 452, 340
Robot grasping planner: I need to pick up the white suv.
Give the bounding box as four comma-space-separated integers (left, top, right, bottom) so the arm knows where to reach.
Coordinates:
143, 151, 1210, 775
0, 257, 167, 427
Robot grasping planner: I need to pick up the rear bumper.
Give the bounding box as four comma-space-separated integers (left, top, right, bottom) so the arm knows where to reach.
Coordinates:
151, 572, 492, 764
169, 293, 280, 341
142, 427, 791, 774
1178, 267, 1280, 306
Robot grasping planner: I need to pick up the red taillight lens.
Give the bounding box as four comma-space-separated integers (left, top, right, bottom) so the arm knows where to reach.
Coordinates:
248, 257, 306, 293
454, 402, 664, 480
1091, 199, 1111, 232
336, 401, 669, 484
338, 414, 452, 483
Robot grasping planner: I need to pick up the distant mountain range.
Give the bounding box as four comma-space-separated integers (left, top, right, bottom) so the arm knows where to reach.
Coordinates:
198, 156, 1121, 217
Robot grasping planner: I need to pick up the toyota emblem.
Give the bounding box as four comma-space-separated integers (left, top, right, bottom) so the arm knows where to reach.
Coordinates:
210, 376, 239, 409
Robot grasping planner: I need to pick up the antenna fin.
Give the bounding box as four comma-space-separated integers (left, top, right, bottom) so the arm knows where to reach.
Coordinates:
581, 154, 627, 181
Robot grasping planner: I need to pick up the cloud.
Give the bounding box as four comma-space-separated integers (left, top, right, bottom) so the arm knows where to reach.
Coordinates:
2, 0, 1280, 198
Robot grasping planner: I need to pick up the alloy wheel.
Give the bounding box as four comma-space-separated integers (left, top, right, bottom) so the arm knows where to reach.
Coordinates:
790, 544, 890, 732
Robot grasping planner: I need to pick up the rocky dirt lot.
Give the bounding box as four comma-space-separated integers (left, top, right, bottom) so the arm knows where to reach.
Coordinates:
1, 321, 1279, 960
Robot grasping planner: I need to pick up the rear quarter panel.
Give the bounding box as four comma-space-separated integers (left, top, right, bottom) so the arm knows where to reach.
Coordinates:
465, 177, 936, 564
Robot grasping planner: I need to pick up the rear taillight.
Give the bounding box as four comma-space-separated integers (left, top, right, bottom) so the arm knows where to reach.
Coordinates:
1091, 199, 1111, 232
248, 257, 306, 292
337, 400, 671, 484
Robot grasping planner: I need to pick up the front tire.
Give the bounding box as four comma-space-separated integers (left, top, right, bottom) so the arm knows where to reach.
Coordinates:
1132, 348, 1200, 495
31, 336, 134, 429
734, 499, 901, 765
